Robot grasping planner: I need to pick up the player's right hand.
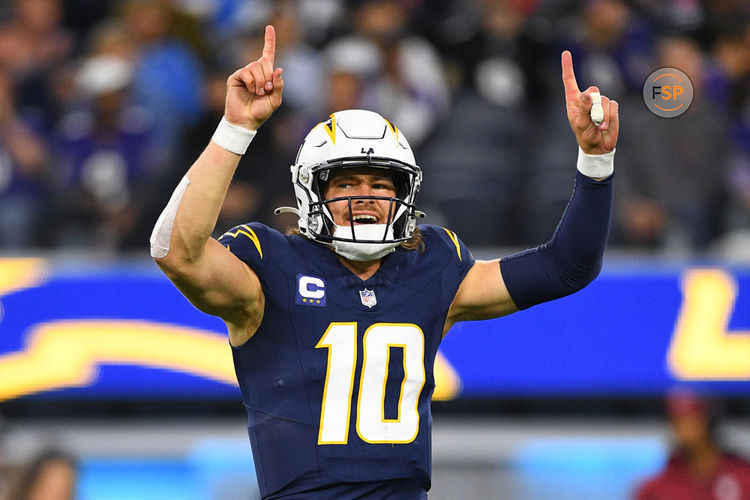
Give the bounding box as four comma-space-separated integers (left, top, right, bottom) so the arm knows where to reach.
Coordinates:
225, 25, 284, 131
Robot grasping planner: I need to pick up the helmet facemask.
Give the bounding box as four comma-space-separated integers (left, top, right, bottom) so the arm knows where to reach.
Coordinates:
278, 109, 424, 261
296, 157, 421, 261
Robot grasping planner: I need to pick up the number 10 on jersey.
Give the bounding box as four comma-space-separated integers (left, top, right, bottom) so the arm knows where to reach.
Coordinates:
316, 322, 426, 445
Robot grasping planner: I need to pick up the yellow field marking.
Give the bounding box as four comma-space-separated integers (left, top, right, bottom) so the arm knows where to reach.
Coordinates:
0, 258, 48, 297
0, 320, 236, 401
433, 352, 461, 400
668, 269, 750, 379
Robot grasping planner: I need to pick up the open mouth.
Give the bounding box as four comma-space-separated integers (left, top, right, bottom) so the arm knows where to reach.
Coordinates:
351, 214, 379, 225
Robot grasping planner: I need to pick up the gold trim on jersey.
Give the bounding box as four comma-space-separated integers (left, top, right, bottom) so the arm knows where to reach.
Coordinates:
443, 228, 462, 261
222, 225, 263, 259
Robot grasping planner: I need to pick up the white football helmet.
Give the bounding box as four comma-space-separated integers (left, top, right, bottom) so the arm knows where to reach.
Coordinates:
277, 109, 423, 261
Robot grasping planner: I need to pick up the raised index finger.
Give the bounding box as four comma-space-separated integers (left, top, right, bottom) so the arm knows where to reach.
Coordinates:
262, 25, 276, 66
561, 50, 580, 101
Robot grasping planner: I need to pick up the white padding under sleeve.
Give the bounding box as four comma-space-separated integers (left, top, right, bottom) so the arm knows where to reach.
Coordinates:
150, 176, 190, 258
211, 116, 256, 155
577, 147, 615, 179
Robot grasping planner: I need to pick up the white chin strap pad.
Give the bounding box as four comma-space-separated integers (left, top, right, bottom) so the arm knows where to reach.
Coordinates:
331, 224, 399, 261
150, 176, 190, 258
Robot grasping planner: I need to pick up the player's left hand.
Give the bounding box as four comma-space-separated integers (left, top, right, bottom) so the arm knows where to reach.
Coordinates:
561, 50, 619, 154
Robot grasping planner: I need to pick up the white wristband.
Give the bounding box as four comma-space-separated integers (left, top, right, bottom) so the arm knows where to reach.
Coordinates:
577, 147, 615, 178
211, 116, 257, 155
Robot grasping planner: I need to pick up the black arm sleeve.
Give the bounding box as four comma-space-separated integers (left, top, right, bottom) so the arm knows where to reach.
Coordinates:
499, 171, 613, 310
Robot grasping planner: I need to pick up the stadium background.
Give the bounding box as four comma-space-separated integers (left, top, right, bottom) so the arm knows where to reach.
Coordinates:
1, 0, 749, 498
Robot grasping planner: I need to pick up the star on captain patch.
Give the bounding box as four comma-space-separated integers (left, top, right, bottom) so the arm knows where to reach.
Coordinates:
359, 288, 377, 308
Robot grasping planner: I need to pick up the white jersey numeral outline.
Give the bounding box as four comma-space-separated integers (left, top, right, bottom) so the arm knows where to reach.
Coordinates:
316, 322, 425, 445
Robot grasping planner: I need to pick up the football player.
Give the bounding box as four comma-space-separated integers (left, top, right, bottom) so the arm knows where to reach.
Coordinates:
152, 25, 618, 499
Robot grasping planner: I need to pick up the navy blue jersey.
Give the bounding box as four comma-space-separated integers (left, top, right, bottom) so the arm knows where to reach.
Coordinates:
218, 224, 474, 499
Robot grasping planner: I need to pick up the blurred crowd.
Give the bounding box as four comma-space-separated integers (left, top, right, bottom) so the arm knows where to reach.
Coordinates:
0, 0, 750, 255
2, 449, 76, 500
1, 391, 748, 499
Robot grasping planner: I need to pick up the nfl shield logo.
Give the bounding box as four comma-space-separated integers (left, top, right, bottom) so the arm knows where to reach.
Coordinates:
359, 289, 377, 308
